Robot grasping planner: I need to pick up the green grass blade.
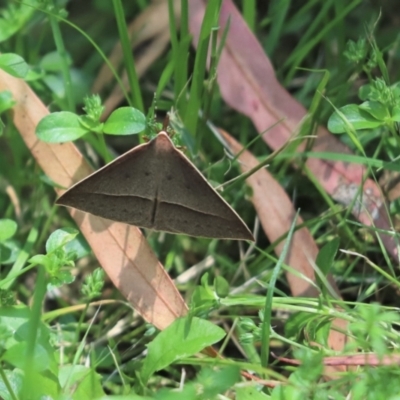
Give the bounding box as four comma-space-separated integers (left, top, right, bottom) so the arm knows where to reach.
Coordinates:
284, 0, 363, 84
241, 0, 256, 32
48, 5, 75, 111
301, 151, 400, 172
3, 218, 40, 290
185, 0, 222, 135
112, 0, 144, 111
260, 210, 300, 368
264, 0, 291, 56
22, 266, 46, 397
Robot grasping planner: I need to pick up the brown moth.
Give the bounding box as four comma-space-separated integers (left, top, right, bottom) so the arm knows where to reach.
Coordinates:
56, 132, 254, 241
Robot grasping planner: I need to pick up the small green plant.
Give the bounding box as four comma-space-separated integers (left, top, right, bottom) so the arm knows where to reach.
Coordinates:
28, 227, 86, 288
0, 219, 19, 267
328, 78, 400, 136
0, 227, 100, 399
35, 94, 146, 144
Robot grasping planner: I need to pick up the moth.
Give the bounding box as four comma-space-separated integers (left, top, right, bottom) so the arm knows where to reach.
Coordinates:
56, 132, 254, 241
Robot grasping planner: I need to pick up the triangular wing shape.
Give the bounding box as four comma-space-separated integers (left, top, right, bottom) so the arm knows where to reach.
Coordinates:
56, 132, 254, 241
57, 137, 161, 228
150, 134, 254, 240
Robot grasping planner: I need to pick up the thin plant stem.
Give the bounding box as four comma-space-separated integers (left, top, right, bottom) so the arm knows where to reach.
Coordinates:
22, 265, 47, 397
48, 1, 75, 111
0, 367, 18, 400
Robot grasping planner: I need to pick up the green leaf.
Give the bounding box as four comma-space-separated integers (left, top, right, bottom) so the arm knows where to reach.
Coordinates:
27, 254, 48, 267
328, 104, 382, 133
391, 105, 400, 122
0, 0, 37, 43
0, 289, 15, 306
42, 74, 65, 98
29, 229, 80, 288
155, 386, 197, 400
46, 227, 79, 253
64, 232, 91, 259
359, 101, 389, 121
59, 367, 104, 399
72, 369, 105, 399
58, 365, 91, 389
141, 316, 225, 382
24, 67, 45, 82
48, 270, 75, 288
0, 53, 29, 78
15, 321, 58, 375
0, 243, 12, 265
285, 311, 316, 338
0, 219, 17, 242
315, 237, 339, 278
20, 370, 60, 400
39, 51, 71, 72
0, 91, 16, 114
36, 112, 89, 143
59, 366, 105, 399
42, 71, 90, 103
0, 239, 20, 265
0, 306, 30, 349
190, 273, 218, 315
343, 38, 368, 63
236, 386, 270, 399
358, 83, 372, 101
3, 342, 50, 372
103, 107, 146, 135
198, 367, 240, 398
214, 276, 230, 298
0, 369, 23, 400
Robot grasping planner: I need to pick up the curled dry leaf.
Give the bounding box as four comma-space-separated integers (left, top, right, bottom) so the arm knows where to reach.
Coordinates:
0, 69, 187, 330
189, 0, 397, 260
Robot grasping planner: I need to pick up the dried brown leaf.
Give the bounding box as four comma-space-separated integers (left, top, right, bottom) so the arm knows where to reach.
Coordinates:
219, 129, 347, 369
0, 69, 187, 330
189, 0, 397, 260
